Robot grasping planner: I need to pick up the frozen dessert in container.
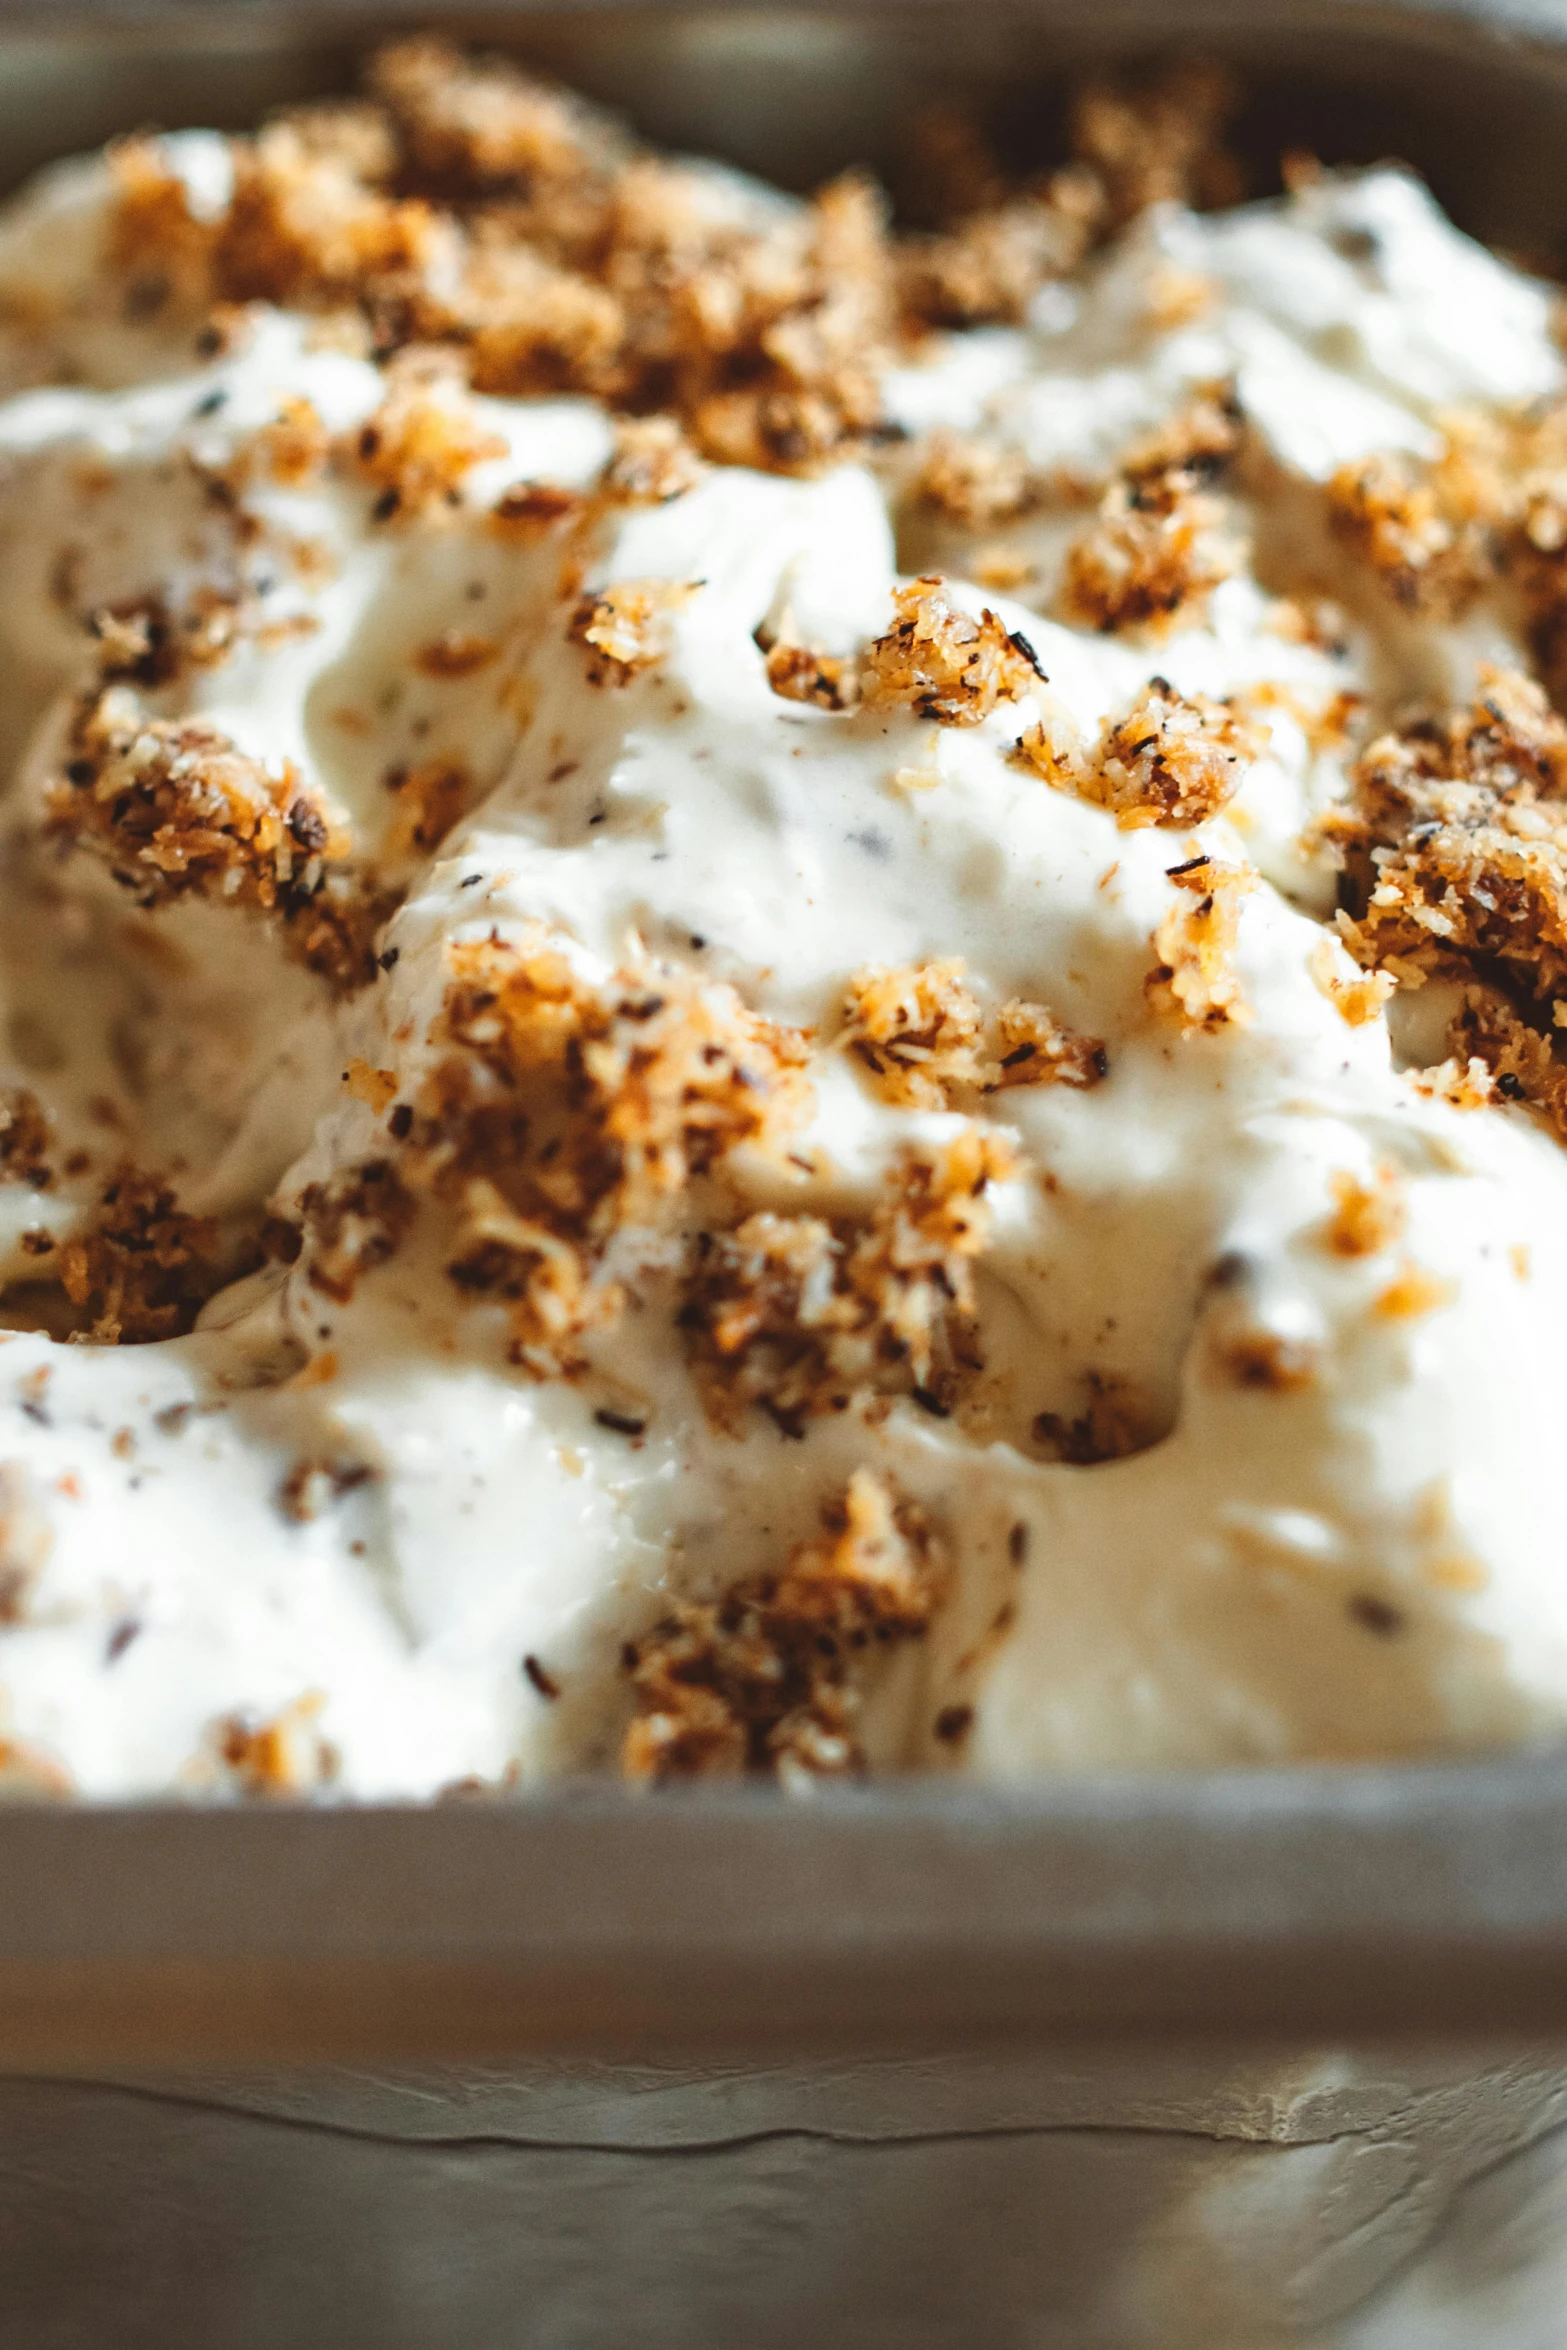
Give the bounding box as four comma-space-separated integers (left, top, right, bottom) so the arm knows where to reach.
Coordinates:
2, 41, 1567, 1799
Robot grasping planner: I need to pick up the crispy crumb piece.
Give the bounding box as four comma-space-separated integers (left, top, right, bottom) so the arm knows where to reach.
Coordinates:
840, 959, 1104, 1106
488, 478, 586, 538
0, 1091, 52, 1192
406, 928, 812, 1373
379, 754, 476, 865
569, 577, 697, 686
215, 1693, 337, 1795
1146, 855, 1256, 1033
1321, 1168, 1405, 1258
899, 187, 1099, 329
1331, 668, 1567, 1134
344, 1059, 399, 1114
910, 430, 1040, 530
600, 415, 704, 507
278, 1456, 372, 1522
1032, 1370, 1155, 1463
0, 1462, 51, 1624
55, 1168, 223, 1344
47, 685, 385, 992
1069, 60, 1243, 227
255, 394, 331, 486
1018, 676, 1258, 829
1326, 447, 1491, 620
860, 576, 1043, 726
622, 1469, 944, 1781
298, 1159, 415, 1304
351, 351, 507, 519
1308, 936, 1395, 1026
414, 629, 499, 678
763, 637, 859, 711
1373, 1262, 1458, 1321
1061, 393, 1243, 635
681, 1128, 1012, 1433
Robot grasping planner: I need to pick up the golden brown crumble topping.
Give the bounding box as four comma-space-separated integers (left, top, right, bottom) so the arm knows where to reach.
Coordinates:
351, 349, 507, 519
762, 636, 860, 712
1069, 60, 1244, 230
569, 577, 698, 687
1330, 667, 1567, 1130
0, 1462, 51, 1625
600, 414, 705, 508
215, 1693, 338, 1795
1321, 1168, 1406, 1258
1016, 675, 1260, 829
840, 958, 1104, 1108
298, 1159, 416, 1304
380, 754, 477, 866
55, 1167, 224, 1344
404, 928, 812, 1373
46, 685, 385, 991
1209, 1321, 1319, 1391
622, 1468, 944, 1780
680, 1127, 1013, 1434
909, 430, 1043, 532
899, 186, 1100, 332
0, 1091, 52, 1191
1146, 853, 1256, 1033
860, 576, 1044, 726
1061, 393, 1243, 635
1307, 937, 1395, 1027
1325, 448, 1492, 621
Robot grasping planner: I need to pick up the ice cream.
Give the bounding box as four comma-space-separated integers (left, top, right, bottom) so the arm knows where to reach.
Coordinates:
2, 46, 1567, 1796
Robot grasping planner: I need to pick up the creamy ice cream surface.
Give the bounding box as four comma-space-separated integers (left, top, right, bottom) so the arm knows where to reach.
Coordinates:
2, 46, 1567, 1795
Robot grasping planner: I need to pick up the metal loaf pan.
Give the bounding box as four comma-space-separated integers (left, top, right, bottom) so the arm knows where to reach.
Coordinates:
5, 5, 1567, 2344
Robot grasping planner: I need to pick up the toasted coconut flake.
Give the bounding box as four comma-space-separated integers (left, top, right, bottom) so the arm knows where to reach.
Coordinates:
403, 928, 812, 1373
54, 1167, 223, 1344
1146, 855, 1256, 1033
860, 576, 1043, 726
1062, 399, 1242, 635
681, 1127, 1012, 1433
840, 959, 1103, 1106
622, 1470, 944, 1782
214, 1692, 337, 1796
351, 350, 507, 519
1019, 676, 1258, 829
569, 577, 697, 687
1321, 1168, 1406, 1258
298, 1159, 416, 1304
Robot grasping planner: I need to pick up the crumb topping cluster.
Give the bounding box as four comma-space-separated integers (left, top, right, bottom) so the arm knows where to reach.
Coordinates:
1333, 667, 1567, 1131
1061, 392, 1243, 635
839, 957, 1105, 1106
1016, 675, 1260, 829
622, 1467, 942, 1780
858, 576, 1043, 724
1146, 853, 1256, 1033
394, 928, 813, 1371
105, 42, 1244, 479
47, 686, 385, 991
680, 1128, 1013, 1434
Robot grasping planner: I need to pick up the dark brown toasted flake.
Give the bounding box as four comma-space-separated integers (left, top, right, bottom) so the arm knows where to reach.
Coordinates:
622, 1469, 944, 1782
489, 478, 585, 538
413, 629, 498, 678
404, 927, 813, 1374
680, 1127, 1013, 1434
1145, 854, 1256, 1033
1061, 395, 1243, 636
0, 1463, 51, 1625
1032, 1370, 1154, 1465
1329, 666, 1567, 1133
298, 1159, 416, 1303
568, 578, 698, 686
840, 958, 1103, 1109
54, 1167, 223, 1345
46, 685, 384, 993
860, 576, 1043, 726
523, 1652, 562, 1700
1016, 675, 1260, 830
0, 1091, 52, 1192
351, 350, 507, 519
